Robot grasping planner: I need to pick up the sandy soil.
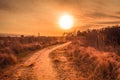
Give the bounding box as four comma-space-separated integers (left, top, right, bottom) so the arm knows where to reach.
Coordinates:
0, 42, 71, 80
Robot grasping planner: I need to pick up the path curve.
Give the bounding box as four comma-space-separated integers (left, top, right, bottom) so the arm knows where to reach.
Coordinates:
2, 42, 71, 80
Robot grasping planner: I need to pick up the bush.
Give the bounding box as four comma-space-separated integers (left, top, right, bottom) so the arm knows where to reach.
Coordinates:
0, 36, 65, 68
0, 48, 17, 68
65, 43, 120, 80
77, 26, 120, 55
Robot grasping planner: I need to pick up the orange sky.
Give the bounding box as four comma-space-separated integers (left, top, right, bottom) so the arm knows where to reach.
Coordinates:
0, 0, 120, 36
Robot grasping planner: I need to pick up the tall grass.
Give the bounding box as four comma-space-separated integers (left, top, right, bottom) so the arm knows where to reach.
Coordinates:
77, 25, 120, 55
0, 47, 17, 68
0, 36, 65, 68
64, 41, 120, 80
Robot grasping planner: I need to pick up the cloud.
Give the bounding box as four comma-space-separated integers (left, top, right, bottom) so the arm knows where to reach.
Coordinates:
0, 0, 12, 11
116, 11, 120, 15
87, 12, 120, 19
96, 21, 120, 24
0, 0, 41, 13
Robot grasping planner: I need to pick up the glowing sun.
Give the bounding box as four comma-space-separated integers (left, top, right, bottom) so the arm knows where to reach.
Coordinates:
59, 14, 74, 30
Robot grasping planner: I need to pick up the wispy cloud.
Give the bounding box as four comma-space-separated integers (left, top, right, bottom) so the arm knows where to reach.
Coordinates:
96, 21, 120, 24
87, 12, 120, 19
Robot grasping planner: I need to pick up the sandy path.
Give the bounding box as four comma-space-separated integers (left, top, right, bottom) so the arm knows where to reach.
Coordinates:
1, 42, 71, 80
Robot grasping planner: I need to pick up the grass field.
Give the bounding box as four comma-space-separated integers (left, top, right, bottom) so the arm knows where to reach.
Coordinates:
0, 36, 65, 69
50, 26, 120, 80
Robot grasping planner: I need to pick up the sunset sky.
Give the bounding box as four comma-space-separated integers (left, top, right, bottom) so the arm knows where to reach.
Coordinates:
0, 0, 120, 36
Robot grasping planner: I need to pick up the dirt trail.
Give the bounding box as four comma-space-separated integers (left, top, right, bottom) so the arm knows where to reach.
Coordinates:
1, 42, 71, 80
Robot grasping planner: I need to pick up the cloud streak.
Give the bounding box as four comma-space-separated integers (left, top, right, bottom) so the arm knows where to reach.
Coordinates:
96, 21, 120, 24
87, 12, 120, 19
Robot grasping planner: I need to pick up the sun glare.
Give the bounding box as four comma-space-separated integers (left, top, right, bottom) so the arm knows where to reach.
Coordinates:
59, 14, 74, 30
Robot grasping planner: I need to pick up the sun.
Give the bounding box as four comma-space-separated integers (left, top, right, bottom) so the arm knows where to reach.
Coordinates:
59, 14, 74, 30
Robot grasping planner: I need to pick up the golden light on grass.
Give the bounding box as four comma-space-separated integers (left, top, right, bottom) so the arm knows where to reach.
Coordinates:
59, 14, 74, 30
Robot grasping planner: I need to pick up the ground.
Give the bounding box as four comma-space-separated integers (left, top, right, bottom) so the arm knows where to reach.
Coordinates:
0, 42, 71, 80
1, 41, 119, 80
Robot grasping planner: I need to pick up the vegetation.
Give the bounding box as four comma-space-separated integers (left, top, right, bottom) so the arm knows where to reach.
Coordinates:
50, 25, 120, 80
77, 25, 120, 55
0, 36, 65, 68
1, 25, 120, 79
50, 40, 120, 80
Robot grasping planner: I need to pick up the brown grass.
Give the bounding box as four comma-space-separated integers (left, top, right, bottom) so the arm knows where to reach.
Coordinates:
0, 47, 17, 68
50, 40, 120, 80
0, 36, 65, 69
77, 26, 120, 55
67, 41, 120, 80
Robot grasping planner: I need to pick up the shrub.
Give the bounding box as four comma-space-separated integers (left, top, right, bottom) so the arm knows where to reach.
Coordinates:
77, 26, 120, 55
0, 48, 17, 68
66, 43, 120, 80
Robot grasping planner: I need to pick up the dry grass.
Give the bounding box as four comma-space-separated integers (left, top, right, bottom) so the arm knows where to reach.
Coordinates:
77, 26, 120, 55
0, 47, 17, 68
0, 36, 65, 69
68, 41, 120, 80
50, 40, 120, 80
